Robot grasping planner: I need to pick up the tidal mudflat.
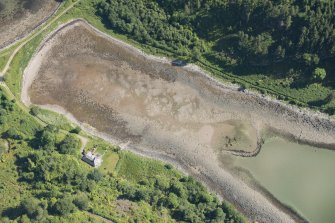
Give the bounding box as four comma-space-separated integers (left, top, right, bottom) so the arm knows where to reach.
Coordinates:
23, 21, 335, 223
0, 0, 59, 48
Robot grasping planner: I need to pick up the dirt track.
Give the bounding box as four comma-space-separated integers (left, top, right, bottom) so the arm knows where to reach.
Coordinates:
22, 21, 335, 223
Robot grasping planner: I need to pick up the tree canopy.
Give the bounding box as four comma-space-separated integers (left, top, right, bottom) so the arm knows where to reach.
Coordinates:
98, 0, 335, 84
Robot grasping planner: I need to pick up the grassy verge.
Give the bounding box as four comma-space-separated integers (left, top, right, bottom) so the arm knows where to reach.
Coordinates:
0, 47, 15, 71
30, 106, 75, 131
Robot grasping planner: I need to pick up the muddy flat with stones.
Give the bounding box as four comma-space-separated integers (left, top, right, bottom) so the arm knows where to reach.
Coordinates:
29, 24, 259, 155
24, 21, 335, 223
0, 0, 59, 48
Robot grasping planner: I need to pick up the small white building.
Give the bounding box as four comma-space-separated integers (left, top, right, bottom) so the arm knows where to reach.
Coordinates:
82, 151, 102, 167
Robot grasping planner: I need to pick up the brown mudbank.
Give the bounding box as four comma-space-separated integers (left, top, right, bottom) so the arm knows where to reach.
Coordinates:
30, 25, 258, 155
0, 0, 59, 48
25, 21, 335, 223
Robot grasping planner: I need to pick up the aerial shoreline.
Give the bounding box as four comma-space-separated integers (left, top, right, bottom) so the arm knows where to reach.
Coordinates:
22, 19, 335, 152
21, 19, 335, 223
0, 0, 61, 51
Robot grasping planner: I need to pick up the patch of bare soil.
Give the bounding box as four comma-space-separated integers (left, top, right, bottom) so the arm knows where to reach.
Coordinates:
23, 21, 335, 223
0, 0, 59, 48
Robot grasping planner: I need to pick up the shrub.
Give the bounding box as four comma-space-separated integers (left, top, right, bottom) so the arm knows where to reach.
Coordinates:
30, 106, 40, 116
88, 169, 103, 182
20, 197, 46, 220
5, 127, 22, 140
313, 67, 327, 81
53, 197, 77, 216
73, 194, 89, 211
58, 134, 79, 154
71, 126, 81, 134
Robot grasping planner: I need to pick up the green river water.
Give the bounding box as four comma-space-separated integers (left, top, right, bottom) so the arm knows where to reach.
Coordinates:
233, 138, 335, 223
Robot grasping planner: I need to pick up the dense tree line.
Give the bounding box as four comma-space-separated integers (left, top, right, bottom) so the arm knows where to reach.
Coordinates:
98, 0, 335, 82
117, 176, 244, 223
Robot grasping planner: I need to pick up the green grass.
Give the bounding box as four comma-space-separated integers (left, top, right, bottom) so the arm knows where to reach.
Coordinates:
115, 152, 180, 183
32, 107, 75, 131
99, 151, 119, 175
0, 47, 14, 71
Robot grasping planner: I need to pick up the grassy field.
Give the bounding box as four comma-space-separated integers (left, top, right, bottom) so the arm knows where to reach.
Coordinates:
0, 47, 14, 71
30, 106, 75, 131
115, 152, 181, 183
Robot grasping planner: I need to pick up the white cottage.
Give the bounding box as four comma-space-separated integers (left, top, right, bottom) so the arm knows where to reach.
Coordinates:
82, 151, 102, 167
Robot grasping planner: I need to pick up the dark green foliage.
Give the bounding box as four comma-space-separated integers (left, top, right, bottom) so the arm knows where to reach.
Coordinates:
52, 197, 77, 216
98, 0, 204, 57
116, 174, 246, 223
73, 194, 90, 211
71, 126, 81, 134
313, 67, 327, 81
20, 197, 46, 221
87, 169, 103, 182
164, 163, 173, 169
40, 130, 56, 147
0, 93, 14, 112
58, 134, 79, 155
98, 0, 335, 74
29, 106, 40, 116
5, 127, 22, 140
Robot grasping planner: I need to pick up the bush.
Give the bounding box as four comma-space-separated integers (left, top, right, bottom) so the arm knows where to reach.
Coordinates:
88, 169, 103, 182
53, 197, 77, 216
71, 126, 81, 134
20, 197, 46, 221
5, 127, 22, 140
58, 134, 79, 154
73, 194, 89, 211
164, 163, 173, 169
313, 67, 327, 81
30, 106, 40, 116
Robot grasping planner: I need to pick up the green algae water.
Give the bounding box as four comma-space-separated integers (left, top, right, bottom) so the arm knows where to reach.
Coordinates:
233, 138, 335, 223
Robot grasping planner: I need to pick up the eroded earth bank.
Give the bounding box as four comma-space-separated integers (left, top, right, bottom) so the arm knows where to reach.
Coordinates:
0, 0, 60, 48
22, 21, 335, 223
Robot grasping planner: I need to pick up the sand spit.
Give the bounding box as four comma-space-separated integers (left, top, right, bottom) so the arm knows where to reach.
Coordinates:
21, 20, 335, 223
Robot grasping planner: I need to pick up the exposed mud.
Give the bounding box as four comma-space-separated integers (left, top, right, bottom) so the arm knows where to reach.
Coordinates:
0, 0, 60, 48
23, 21, 335, 223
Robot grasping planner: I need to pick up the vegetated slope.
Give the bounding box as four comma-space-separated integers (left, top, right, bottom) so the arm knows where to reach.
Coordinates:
0, 87, 246, 222
97, 0, 335, 114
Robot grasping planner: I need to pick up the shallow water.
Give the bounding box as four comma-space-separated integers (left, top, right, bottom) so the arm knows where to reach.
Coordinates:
232, 138, 335, 223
